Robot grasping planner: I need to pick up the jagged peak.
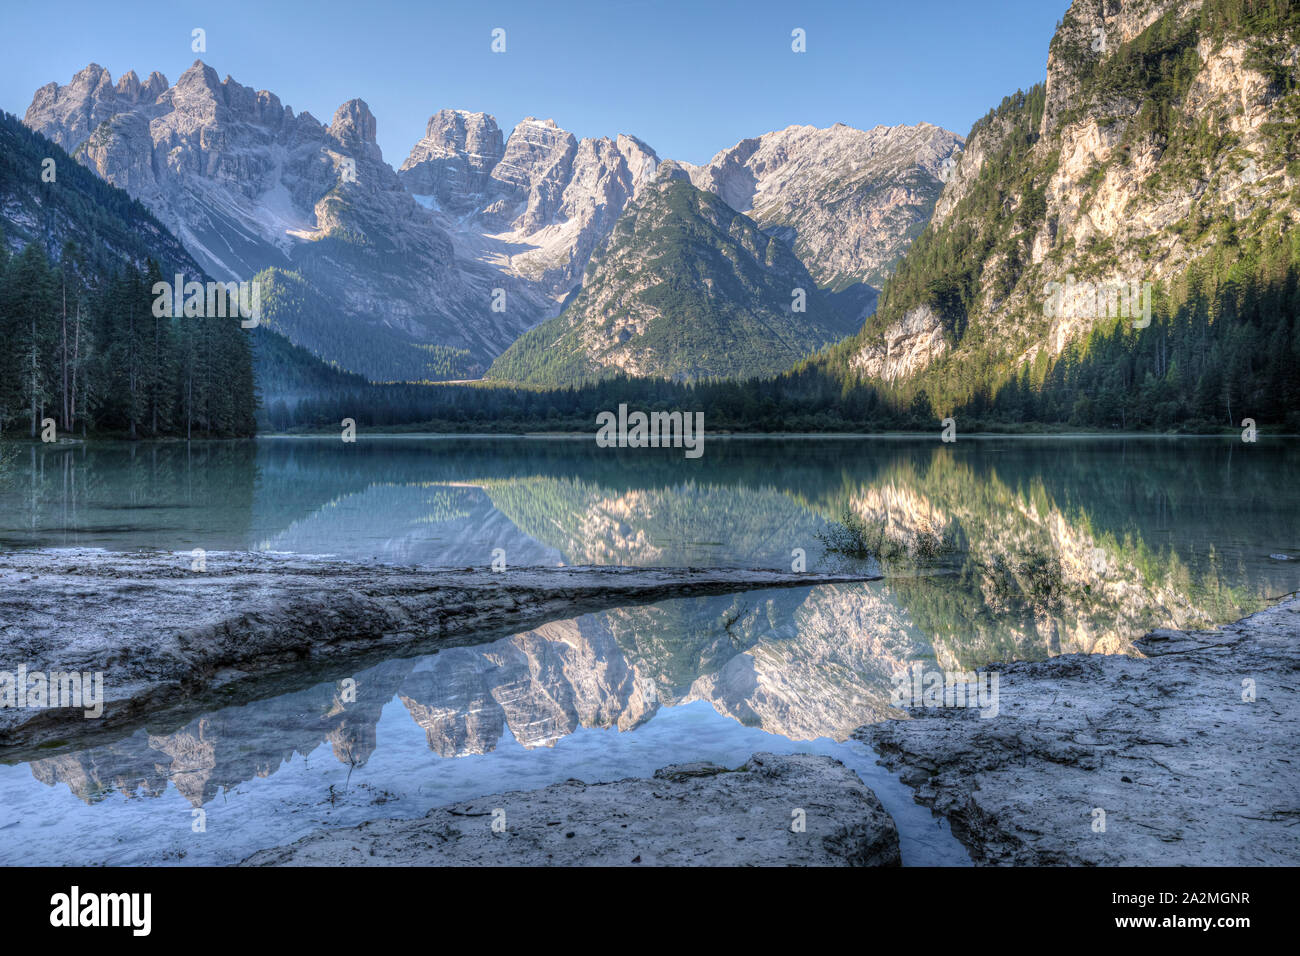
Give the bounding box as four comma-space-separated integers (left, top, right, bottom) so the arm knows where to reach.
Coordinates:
616, 133, 657, 156
73, 62, 110, 80
502, 116, 576, 153
175, 59, 222, 92
421, 107, 501, 140
43, 63, 168, 102
330, 98, 378, 146
653, 159, 691, 182
447, 107, 494, 120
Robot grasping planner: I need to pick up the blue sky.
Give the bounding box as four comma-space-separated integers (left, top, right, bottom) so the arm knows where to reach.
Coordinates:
1, 0, 1072, 165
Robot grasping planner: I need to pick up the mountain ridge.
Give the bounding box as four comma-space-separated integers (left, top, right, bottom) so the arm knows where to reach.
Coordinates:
835, 0, 1300, 416
485, 174, 858, 385
23, 60, 551, 381
681, 120, 964, 293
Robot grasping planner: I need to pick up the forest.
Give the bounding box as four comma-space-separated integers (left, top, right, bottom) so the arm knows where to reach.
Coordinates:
0, 110, 257, 440
0, 241, 257, 439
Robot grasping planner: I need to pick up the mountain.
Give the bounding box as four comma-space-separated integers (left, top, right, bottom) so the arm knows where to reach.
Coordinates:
20, 63, 975, 388
399, 111, 660, 307
20, 437, 1270, 823
484, 170, 859, 384
400, 114, 961, 332
681, 122, 964, 294
834, 0, 1300, 419
1, 109, 199, 278
23, 62, 550, 381
0, 110, 256, 438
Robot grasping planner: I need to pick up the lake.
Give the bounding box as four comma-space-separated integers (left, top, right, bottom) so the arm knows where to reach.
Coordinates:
1, 435, 1297, 865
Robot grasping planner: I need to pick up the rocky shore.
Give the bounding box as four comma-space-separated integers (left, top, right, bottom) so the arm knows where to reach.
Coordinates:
242, 596, 1299, 867
5, 548, 1293, 867
0, 549, 876, 756
240, 752, 901, 866
858, 596, 1300, 865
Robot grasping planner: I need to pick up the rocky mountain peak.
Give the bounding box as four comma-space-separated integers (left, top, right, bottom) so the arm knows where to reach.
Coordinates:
492, 117, 577, 182
25, 63, 128, 150
399, 109, 505, 212
486, 176, 857, 385
76, 62, 110, 81
21, 62, 553, 381
329, 98, 379, 149
126, 69, 163, 103
423, 108, 503, 156
144, 71, 169, 98
114, 70, 141, 100
398, 110, 664, 305
654, 159, 691, 181
174, 59, 223, 96
681, 121, 963, 291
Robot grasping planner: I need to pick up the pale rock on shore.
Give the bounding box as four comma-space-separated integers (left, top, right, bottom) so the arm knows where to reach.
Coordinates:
0, 549, 876, 756
857, 597, 1300, 865
240, 752, 901, 867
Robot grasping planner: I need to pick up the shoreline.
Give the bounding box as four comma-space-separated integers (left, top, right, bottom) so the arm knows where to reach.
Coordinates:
260, 430, 1297, 440
3, 549, 1294, 865
6, 431, 1294, 444
0, 549, 876, 759
238, 595, 1300, 866
240, 752, 903, 867
857, 596, 1300, 865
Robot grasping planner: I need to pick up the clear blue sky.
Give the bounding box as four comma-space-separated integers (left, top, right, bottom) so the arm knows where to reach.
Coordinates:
1, 0, 1072, 165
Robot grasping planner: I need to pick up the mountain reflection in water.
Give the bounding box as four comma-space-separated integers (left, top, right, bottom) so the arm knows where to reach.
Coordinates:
1, 436, 1296, 864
